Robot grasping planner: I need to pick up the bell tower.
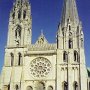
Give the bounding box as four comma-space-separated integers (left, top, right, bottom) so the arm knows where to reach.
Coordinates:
7, 0, 32, 47
57, 0, 87, 90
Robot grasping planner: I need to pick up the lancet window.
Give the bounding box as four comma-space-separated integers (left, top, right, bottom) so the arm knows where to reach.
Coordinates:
11, 53, 14, 66
18, 53, 22, 66
74, 50, 79, 62
63, 51, 68, 62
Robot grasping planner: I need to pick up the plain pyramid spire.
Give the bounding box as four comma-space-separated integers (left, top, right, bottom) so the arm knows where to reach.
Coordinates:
61, 0, 79, 26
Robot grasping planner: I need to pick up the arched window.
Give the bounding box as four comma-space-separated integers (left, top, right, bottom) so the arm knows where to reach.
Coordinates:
63, 81, 68, 90
15, 84, 19, 90
23, 10, 26, 19
36, 82, 45, 90
48, 86, 53, 90
18, 10, 21, 19
15, 25, 21, 39
11, 53, 14, 66
63, 51, 68, 62
69, 38, 73, 49
18, 53, 22, 66
74, 51, 78, 62
73, 81, 78, 90
26, 86, 33, 90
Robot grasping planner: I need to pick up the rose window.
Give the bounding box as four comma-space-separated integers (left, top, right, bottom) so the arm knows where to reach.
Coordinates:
30, 57, 51, 78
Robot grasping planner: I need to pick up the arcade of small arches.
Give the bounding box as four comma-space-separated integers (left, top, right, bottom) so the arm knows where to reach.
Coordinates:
10, 50, 79, 67
10, 52, 22, 66
63, 50, 79, 62
12, 9, 27, 20
2, 81, 80, 90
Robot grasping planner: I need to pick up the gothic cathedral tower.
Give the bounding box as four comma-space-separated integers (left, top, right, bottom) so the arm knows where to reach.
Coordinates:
7, 0, 32, 47
57, 0, 87, 90
0, 0, 89, 90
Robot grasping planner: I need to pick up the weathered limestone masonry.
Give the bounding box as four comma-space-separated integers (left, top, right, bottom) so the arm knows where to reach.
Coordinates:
0, 0, 90, 90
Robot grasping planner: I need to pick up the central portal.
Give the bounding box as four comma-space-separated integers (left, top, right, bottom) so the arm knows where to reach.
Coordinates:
36, 82, 45, 90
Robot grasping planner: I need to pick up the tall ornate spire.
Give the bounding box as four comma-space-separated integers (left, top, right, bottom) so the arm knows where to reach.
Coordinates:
57, 0, 84, 50
61, 0, 79, 26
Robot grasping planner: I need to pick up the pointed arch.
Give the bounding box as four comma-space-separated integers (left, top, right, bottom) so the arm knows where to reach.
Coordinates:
62, 81, 68, 90
48, 86, 53, 90
74, 50, 78, 62
18, 52, 22, 66
73, 81, 78, 90
26, 86, 33, 90
10, 53, 14, 66
63, 51, 68, 62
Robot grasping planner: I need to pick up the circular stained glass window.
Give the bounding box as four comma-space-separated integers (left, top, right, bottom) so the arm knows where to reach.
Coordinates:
30, 57, 51, 78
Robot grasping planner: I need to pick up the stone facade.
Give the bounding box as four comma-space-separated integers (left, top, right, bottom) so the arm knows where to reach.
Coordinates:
0, 0, 90, 90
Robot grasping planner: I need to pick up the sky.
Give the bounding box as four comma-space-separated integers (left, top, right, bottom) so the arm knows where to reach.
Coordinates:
0, 0, 90, 73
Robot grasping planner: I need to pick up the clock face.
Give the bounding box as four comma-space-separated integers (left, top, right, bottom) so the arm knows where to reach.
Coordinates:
30, 57, 51, 78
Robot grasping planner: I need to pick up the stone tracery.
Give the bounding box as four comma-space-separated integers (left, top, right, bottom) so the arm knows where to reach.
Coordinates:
30, 57, 51, 78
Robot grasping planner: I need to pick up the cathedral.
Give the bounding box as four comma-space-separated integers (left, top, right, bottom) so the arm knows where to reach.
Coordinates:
0, 0, 90, 90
